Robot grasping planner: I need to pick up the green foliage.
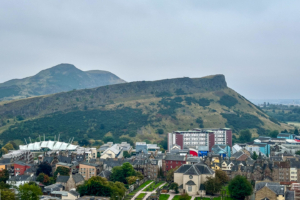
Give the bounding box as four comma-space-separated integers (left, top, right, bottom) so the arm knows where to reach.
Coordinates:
175, 89, 186, 95
155, 92, 173, 98
170, 183, 179, 193
218, 95, 238, 108
18, 183, 43, 200
196, 117, 204, 128
0, 169, 9, 183
0, 189, 15, 200
157, 129, 164, 135
215, 170, 229, 185
178, 193, 191, 200
110, 162, 137, 184
295, 128, 299, 135
252, 151, 258, 160
36, 173, 51, 185
221, 112, 264, 132
16, 115, 25, 121
78, 139, 90, 146
158, 98, 183, 117
123, 151, 131, 158
103, 136, 115, 143
36, 162, 52, 176
238, 130, 252, 143
296, 150, 300, 155
228, 175, 253, 200
0, 181, 10, 189
269, 130, 279, 138
159, 137, 168, 150
185, 97, 212, 107
0, 108, 149, 144
54, 166, 70, 177
204, 177, 222, 195
77, 176, 126, 199
166, 166, 179, 182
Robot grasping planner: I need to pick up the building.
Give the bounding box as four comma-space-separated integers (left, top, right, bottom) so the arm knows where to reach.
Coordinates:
254, 143, 271, 156
49, 190, 80, 200
211, 144, 231, 158
174, 163, 215, 195
79, 163, 101, 180
19, 140, 78, 151
273, 161, 291, 182
277, 133, 294, 139
168, 128, 232, 154
14, 161, 32, 176
164, 154, 186, 174
2, 150, 33, 163
100, 144, 122, 159
77, 196, 110, 200
77, 147, 97, 161
56, 173, 85, 191
245, 145, 261, 155
254, 181, 285, 200
7, 174, 36, 187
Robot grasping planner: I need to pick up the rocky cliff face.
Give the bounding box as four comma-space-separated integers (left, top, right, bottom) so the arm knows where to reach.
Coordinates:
0, 63, 125, 101
0, 74, 226, 118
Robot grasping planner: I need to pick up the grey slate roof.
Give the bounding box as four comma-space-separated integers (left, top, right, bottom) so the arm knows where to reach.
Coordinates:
73, 174, 84, 184
285, 190, 294, 200
44, 157, 54, 164
176, 163, 214, 175
69, 190, 80, 197
43, 183, 64, 193
57, 156, 72, 164
165, 154, 186, 161
99, 170, 112, 179
0, 158, 11, 164
8, 175, 36, 182
231, 151, 244, 159
175, 165, 192, 173
56, 175, 70, 183
267, 185, 285, 195
255, 182, 279, 191
186, 180, 196, 185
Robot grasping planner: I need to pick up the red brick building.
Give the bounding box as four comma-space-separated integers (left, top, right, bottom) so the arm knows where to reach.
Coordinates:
14, 161, 31, 176
164, 154, 186, 175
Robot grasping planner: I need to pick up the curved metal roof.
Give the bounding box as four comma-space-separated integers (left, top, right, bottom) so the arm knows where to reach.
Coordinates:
19, 141, 78, 151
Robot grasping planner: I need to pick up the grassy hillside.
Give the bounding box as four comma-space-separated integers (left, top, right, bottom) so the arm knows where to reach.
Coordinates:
0, 75, 290, 145
0, 63, 125, 101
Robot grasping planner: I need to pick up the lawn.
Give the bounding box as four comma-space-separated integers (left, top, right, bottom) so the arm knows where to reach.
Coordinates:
128, 180, 153, 195
143, 181, 165, 191
159, 194, 170, 200
172, 195, 191, 200
136, 193, 146, 199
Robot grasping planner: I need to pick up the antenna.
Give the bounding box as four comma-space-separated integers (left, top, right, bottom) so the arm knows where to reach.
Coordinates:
54, 135, 56, 141
29, 137, 32, 143
70, 137, 74, 144
24, 138, 27, 145
58, 134, 60, 142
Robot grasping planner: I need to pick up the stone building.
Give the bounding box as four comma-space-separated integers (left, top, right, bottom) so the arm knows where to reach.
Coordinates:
56, 173, 84, 191
255, 181, 285, 200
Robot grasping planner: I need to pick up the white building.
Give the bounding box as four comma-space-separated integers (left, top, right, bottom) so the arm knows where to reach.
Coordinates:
100, 144, 122, 159
19, 140, 78, 151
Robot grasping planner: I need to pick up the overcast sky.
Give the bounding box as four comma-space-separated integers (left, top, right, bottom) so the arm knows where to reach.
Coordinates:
0, 1, 299, 99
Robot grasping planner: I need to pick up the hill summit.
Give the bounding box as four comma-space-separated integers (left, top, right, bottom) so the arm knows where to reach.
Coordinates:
0, 63, 126, 101
0, 74, 290, 145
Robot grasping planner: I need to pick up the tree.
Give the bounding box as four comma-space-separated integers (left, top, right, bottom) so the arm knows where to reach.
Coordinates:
103, 136, 114, 143
296, 151, 300, 156
204, 177, 222, 195
18, 183, 43, 200
269, 130, 279, 138
228, 175, 253, 200
77, 176, 125, 199
36, 162, 52, 176
78, 139, 90, 146
122, 162, 135, 178
295, 128, 299, 135
126, 176, 138, 185
157, 129, 164, 135
179, 193, 190, 200
239, 130, 251, 143
54, 166, 70, 177
0, 181, 10, 189
36, 173, 51, 185
136, 171, 144, 180
9, 141, 18, 149
110, 166, 126, 183
215, 170, 229, 185
0, 189, 15, 200
0, 169, 9, 183
166, 166, 179, 182
251, 151, 258, 160
123, 151, 131, 158
170, 183, 179, 194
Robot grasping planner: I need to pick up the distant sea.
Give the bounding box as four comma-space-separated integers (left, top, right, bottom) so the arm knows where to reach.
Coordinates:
250, 99, 300, 106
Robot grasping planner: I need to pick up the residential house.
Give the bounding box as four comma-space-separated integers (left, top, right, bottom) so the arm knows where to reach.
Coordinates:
272, 161, 291, 182
50, 190, 80, 200
99, 170, 112, 180
14, 161, 32, 176
7, 174, 36, 187
174, 163, 215, 195
56, 173, 85, 191
43, 183, 64, 195
164, 154, 186, 174
100, 144, 122, 159
254, 181, 285, 200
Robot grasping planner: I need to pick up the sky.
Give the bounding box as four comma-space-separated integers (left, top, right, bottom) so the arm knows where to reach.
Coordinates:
0, 1, 299, 99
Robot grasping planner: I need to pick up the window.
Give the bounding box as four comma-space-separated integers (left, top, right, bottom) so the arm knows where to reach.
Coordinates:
188, 186, 192, 192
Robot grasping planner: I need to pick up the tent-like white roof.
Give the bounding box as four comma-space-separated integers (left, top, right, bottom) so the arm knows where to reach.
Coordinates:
19, 140, 78, 151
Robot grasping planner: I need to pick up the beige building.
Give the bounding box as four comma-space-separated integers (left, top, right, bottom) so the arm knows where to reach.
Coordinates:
255, 182, 285, 200
174, 163, 215, 196
55, 174, 85, 191
100, 144, 122, 159
79, 163, 101, 180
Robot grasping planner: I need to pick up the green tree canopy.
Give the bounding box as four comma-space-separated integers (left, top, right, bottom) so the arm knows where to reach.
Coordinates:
294, 128, 299, 135
228, 175, 253, 200
77, 176, 126, 199
110, 162, 136, 184
123, 151, 131, 158
0, 169, 9, 183
166, 166, 179, 182
36, 162, 52, 176
18, 183, 43, 200
204, 177, 222, 195
54, 166, 70, 177
215, 170, 229, 185
170, 183, 179, 194
36, 173, 51, 185
296, 150, 300, 155
252, 151, 258, 160
269, 130, 279, 138
239, 130, 252, 143
0, 189, 15, 200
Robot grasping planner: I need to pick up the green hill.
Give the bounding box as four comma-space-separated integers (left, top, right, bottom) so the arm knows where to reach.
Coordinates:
0, 63, 126, 101
0, 74, 290, 145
